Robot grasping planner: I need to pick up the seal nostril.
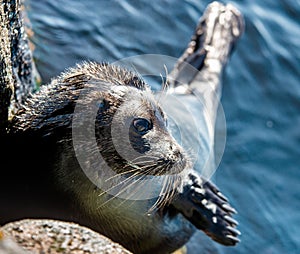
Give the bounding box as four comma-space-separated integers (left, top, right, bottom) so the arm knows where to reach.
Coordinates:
174, 149, 181, 157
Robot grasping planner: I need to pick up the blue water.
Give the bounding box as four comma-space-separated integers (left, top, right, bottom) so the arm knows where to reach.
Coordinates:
26, 0, 300, 253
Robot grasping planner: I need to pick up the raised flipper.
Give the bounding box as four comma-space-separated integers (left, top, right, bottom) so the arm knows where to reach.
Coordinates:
171, 171, 240, 246
168, 1, 244, 89
168, 2, 243, 245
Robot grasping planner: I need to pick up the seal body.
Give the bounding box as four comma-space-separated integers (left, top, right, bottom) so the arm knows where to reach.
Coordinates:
3, 62, 195, 254
0, 2, 243, 254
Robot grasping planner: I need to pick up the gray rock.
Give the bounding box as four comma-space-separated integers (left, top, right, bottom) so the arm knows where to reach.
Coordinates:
1, 219, 132, 254
0, 0, 37, 133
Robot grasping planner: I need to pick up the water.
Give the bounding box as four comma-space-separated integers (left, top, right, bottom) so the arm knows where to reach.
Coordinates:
26, 0, 300, 253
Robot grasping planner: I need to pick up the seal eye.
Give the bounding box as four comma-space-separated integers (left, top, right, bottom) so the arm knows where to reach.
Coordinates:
133, 118, 152, 135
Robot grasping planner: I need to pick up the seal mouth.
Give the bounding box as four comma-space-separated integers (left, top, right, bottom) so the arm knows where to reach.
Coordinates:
127, 149, 187, 176
155, 154, 187, 175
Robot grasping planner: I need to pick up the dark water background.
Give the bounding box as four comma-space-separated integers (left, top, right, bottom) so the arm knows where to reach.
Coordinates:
26, 0, 300, 253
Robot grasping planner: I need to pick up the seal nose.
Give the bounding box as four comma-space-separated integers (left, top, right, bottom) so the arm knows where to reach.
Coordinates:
157, 148, 183, 165
168, 148, 184, 164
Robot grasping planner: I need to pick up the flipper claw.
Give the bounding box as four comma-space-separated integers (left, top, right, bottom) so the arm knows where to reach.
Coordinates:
222, 203, 237, 214
226, 226, 241, 236
217, 191, 229, 202
226, 234, 241, 244
224, 215, 239, 226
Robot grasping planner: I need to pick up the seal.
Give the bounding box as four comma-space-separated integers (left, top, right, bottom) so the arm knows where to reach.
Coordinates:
5, 62, 197, 254
0, 2, 244, 254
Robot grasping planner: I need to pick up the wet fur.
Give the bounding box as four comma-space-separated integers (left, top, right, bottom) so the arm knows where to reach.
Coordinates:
7, 62, 193, 253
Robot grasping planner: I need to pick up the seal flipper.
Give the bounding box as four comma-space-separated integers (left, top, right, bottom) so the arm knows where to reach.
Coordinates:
171, 171, 240, 246
166, 2, 244, 246
168, 1, 244, 89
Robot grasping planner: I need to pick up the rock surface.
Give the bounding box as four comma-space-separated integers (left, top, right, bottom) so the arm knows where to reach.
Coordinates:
0, 0, 37, 133
1, 219, 132, 254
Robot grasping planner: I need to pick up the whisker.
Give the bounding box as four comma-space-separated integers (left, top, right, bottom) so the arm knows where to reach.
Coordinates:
97, 170, 142, 200
105, 167, 140, 182
129, 62, 144, 82
110, 170, 158, 209
132, 160, 158, 165
157, 65, 170, 106
129, 154, 160, 163
116, 165, 164, 210
148, 173, 169, 212
97, 164, 158, 209
117, 173, 151, 208
97, 173, 144, 209
162, 64, 170, 93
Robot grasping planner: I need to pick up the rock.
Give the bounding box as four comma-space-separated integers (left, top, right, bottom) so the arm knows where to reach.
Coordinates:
0, 0, 38, 133
1, 219, 132, 254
